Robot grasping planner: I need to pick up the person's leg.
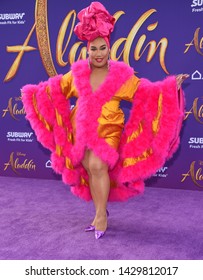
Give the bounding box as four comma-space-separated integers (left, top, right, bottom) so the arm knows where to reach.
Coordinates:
82, 150, 98, 226
88, 150, 110, 232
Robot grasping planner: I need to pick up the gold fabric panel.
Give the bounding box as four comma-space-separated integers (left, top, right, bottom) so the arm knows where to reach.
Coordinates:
98, 100, 124, 149
80, 176, 88, 186
123, 148, 153, 167
69, 105, 77, 144
32, 92, 52, 131
56, 144, 62, 156
67, 132, 73, 143
127, 122, 143, 143
65, 157, 73, 169
55, 108, 63, 126
60, 71, 78, 144
152, 93, 163, 135
46, 86, 52, 101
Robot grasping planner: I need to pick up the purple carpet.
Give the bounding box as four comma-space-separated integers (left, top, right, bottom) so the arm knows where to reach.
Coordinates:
0, 176, 202, 260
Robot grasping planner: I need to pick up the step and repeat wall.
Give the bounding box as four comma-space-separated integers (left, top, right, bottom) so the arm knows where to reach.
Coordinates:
0, 0, 203, 191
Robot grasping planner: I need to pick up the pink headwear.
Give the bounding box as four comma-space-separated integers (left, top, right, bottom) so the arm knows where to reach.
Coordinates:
74, 1, 115, 48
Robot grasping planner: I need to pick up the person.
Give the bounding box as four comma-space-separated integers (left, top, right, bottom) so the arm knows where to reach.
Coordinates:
21, 2, 189, 239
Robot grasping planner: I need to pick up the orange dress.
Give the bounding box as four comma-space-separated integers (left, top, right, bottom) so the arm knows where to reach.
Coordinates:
60, 71, 140, 150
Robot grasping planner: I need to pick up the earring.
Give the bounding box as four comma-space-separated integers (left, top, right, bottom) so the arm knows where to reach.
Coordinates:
107, 52, 111, 70
88, 57, 91, 69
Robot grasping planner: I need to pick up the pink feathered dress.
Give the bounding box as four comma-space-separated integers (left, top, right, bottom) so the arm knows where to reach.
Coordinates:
21, 59, 185, 201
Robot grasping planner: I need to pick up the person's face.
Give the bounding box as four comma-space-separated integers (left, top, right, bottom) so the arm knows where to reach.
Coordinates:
88, 37, 109, 69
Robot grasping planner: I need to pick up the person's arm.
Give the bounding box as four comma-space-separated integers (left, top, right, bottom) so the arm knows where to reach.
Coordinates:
115, 75, 140, 102
118, 73, 189, 185
21, 72, 76, 153
60, 70, 78, 99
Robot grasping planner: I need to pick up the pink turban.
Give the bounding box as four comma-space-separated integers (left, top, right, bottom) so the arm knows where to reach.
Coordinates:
74, 1, 115, 47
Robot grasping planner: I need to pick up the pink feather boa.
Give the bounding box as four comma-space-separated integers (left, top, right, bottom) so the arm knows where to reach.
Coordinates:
21, 59, 185, 201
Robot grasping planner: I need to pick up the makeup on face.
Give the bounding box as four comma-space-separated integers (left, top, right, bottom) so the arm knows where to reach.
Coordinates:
88, 37, 110, 68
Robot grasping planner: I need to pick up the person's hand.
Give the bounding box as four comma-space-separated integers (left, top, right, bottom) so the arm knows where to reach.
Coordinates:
176, 73, 189, 90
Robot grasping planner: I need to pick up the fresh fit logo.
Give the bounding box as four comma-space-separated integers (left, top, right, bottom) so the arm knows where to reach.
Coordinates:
188, 137, 203, 148
7, 132, 34, 143
191, 0, 203, 12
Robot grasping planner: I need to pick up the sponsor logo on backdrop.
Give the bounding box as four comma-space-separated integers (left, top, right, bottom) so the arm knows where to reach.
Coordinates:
184, 27, 203, 56
191, 70, 203, 80
184, 96, 203, 124
188, 137, 203, 149
45, 160, 52, 168
2, 96, 25, 120
181, 160, 203, 188
153, 166, 168, 178
0, 13, 26, 25
6, 131, 34, 143
191, 0, 203, 12
4, 152, 36, 175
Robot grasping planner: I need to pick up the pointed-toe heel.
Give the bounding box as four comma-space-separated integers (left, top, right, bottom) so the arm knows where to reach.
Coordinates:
95, 230, 105, 240
85, 210, 108, 232
85, 225, 95, 232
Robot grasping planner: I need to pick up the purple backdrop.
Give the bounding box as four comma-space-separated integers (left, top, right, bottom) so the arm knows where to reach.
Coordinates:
0, 0, 203, 191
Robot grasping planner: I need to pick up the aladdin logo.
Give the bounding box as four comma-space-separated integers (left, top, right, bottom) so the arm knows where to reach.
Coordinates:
4, 152, 36, 175
4, 2, 172, 83
184, 28, 203, 56
191, 0, 203, 9
7, 132, 34, 142
2, 96, 25, 120
184, 97, 203, 124
153, 166, 168, 178
181, 160, 203, 188
188, 137, 203, 148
